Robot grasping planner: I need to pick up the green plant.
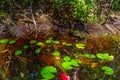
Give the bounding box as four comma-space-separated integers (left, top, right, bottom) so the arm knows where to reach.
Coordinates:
62, 42, 72, 46
36, 42, 43, 46
35, 48, 42, 54
53, 40, 60, 44
76, 43, 85, 49
62, 56, 80, 70
46, 37, 53, 44
30, 40, 37, 44
53, 51, 61, 56
40, 66, 57, 80
96, 53, 114, 61
0, 39, 9, 44
23, 45, 29, 49
15, 50, 23, 55
9, 40, 16, 44
102, 66, 114, 75
84, 53, 96, 58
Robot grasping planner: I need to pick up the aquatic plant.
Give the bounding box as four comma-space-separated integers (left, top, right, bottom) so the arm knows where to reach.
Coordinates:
102, 66, 114, 75
40, 66, 57, 80
15, 50, 23, 55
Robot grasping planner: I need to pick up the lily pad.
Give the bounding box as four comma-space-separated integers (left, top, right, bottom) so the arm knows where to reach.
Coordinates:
102, 66, 114, 75
53, 40, 60, 44
85, 53, 96, 58
35, 48, 42, 54
30, 40, 37, 44
40, 66, 57, 79
9, 40, 16, 44
53, 51, 61, 56
76, 43, 85, 49
36, 42, 43, 46
71, 59, 79, 67
62, 62, 73, 70
15, 50, 23, 55
0, 39, 9, 44
63, 56, 71, 62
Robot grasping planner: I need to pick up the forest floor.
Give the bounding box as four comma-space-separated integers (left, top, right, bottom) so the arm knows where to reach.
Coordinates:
0, 6, 120, 80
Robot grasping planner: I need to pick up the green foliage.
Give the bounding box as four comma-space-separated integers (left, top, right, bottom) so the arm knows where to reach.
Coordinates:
62, 56, 80, 70
30, 40, 37, 44
23, 45, 29, 49
40, 66, 57, 79
15, 50, 23, 55
96, 53, 114, 61
46, 37, 53, 44
53, 40, 60, 44
35, 48, 42, 54
53, 51, 61, 56
36, 42, 43, 46
62, 42, 72, 46
84, 53, 96, 58
102, 66, 114, 75
0, 39, 9, 44
76, 43, 85, 49
9, 40, 16, 44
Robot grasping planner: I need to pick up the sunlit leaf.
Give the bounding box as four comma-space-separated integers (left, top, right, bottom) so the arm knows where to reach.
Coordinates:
71, 59, 79, 66
85, 53, 96, 58
23, 45, 29, 49
62, 62, 73, 70
63, 56, 71, 61
30, 40, 37, 44
36, 42, 43, 46
0, 39, 9, 44
9, 40, 16, 44
76, 43, 85, 49
15, 50, 23, 55
102, 66, 114, 75
35, 48, 42, 54
41, 66, 57, 79
53, 51, 61, 56
53, 40, 60, 44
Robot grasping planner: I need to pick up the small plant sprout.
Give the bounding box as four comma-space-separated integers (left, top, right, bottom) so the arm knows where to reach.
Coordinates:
76, 43, 85, 49
0, 39, 9, 44
53, 40, 60, 44
53, 51, 61, 56
36, 42, 43, 46
30, 40, 37, 44
102, 66, 114, 75
46, 36, 53, 44
23, 45, 29, 49
40, 66, 57, 79
96, 53, 114, 61
9, 40, 16, 44
35, 48, 42, 54
15, 50, 23, 55
84, 53, 96, 58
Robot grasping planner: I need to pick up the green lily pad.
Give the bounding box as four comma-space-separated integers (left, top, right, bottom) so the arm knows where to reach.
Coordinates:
108, 55, 114, 61
53, 40, 60, 44
62, 42, 72, 46
35, 48, 42, 54
102, 66, 114, 75
36, 42, 43, 46
96, 53, 105, 60
63, 56, 71, 61
0, 39, 9, 44
40, 66, 57, 79
15, 50, 23, 55
46, 37, 53, 44
71, 59, 79, 67
85, 53, 96, 58
23, 45, 29, 49
30, 40, 37, 44
62, 62, 73, 70
9, 40, 16, 44
76, 43, 85, 49
53, 51, 61, 56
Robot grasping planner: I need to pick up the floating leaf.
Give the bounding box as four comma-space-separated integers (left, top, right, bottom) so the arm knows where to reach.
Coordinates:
85, 53, 96, 58
30, 40, 37, 44
0, 39, 9, 44
46, 37, 53, 44
23, 45, 29, 49
36, 42, 43, 46
62, 42, 72, 46
96, 53, 104, 60
53, 51, 61, 56
62, 62, 73, 70
41, 66, 57, 79
76, 43, 85, 49
63, 56, 71, 62
53, 40, 60, 44
9, 40, 16, 44
108, 55, 114, 61
71, 59, 79, 67
102, 66, 114, 75
15, 50, 23, 55
35, 48, 42, 54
